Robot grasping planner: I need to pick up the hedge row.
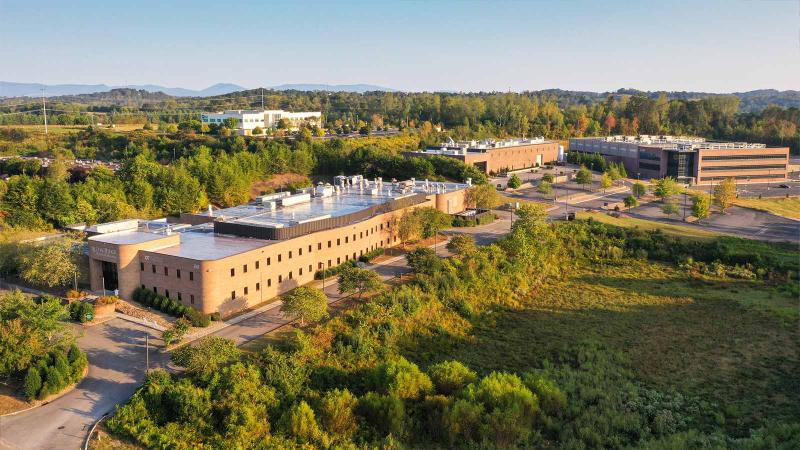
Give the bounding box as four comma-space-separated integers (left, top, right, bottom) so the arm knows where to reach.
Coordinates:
132, 287, 211, 327
23, 344, 87, 401
315, 259, 357, 280
358, 247, 385, 263
452, 213, 497, 227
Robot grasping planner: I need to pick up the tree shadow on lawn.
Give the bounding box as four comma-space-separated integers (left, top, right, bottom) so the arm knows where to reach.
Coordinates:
575, 273, 799, 321
400, 293, 800, 434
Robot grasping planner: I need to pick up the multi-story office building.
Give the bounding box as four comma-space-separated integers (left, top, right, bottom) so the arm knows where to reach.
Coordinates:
200, 109, 322, 135
569, 135, 789, 185
87, 176, 468, 318
405, 138, 562, 175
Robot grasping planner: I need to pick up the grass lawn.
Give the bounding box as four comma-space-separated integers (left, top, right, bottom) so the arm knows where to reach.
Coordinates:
497, 193, 552, 210
407, 259, 799, 436
577, 210, 722, 240
733, 196, 800, 219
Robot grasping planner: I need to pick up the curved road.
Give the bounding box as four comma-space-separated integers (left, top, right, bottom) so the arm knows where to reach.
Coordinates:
0, 320, 169, 450
0, 216, 513, 450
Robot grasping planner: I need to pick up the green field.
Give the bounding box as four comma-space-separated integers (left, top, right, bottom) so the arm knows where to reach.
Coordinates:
733, 196, 800, 219
577, 210, 723, 239
423, 260, 799, 434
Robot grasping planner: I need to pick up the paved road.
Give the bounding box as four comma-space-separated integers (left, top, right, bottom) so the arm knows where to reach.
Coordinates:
0, 320, 170, 450
0, 215, 513, 449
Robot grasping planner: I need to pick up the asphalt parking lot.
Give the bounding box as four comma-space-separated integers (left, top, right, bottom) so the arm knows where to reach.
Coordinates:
689, 181, 800, 199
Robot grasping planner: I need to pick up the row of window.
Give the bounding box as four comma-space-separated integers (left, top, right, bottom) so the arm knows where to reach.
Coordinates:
700, 174, 786, 181
702, 154, 786, 161
141, 263, 195, 281
639, 162, 661, 171
230, 224, 391, 277
146, 285, 196, 304
229, 244, 387, 300
702, 164, 786, 172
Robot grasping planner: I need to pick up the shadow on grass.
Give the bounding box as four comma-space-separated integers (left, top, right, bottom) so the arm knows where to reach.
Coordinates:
399, 288, 800, 435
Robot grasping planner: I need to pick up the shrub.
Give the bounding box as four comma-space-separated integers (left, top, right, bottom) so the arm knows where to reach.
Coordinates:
371, 357, 433, 400
41, 366, 65, 399
406, 247, 442, 275
358, 392, 406, 437
442, 398, 484, 445
315, 259, 357, 280
319, 388, 358, 437
52, 349, 70, 379
183, 308, 211, 327
359, 247, 385, 263
23, 366, 42, 401
523, 373, 567, 417
464, 372, 539, 447
95, 295, 118, 305
285, 400, 322, 444
428, 360, 477, 395
65, 290, 87, 300
68, 301, 94, 323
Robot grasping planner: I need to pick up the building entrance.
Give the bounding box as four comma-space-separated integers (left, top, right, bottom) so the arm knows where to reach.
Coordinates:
101, 260, 119, 291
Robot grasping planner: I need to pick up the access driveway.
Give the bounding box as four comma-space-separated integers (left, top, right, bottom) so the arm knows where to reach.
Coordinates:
0, 320, 169, 450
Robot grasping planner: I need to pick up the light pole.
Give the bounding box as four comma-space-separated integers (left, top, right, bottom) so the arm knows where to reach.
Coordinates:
682, 192, 687, 221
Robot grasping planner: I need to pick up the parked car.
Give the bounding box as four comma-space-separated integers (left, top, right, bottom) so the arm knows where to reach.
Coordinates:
778, 184, 790, 188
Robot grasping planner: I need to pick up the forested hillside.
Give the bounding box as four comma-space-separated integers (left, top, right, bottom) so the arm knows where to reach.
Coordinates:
2, 88, 798, 152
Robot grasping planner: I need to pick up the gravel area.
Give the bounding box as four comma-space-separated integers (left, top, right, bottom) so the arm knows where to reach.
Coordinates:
114, 299, 173, 328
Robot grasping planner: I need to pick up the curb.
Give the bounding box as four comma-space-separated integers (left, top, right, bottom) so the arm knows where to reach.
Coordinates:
114, 312, 167, 332
83, 414, 108, 450
0, 365, 89, 418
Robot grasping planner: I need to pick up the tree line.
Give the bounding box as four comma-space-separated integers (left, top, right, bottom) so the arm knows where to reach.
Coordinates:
3, 89, 798, 152
0, 131, 485, 231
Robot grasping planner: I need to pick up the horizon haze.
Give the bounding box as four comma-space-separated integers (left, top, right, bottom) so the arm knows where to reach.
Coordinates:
1, 0, 798, 93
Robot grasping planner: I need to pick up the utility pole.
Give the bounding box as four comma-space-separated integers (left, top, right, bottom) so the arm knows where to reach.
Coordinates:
145, 333, 149, 374
41, 88, 48, 135
261, 88, 264, 110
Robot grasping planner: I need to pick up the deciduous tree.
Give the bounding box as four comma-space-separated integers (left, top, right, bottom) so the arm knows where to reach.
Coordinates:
623, 195, 638, 210
575, 166, 592, 191
692, 193, 711, 221
280, 287, 328, 326
338, 267, 383, 300
713, 178, 736, 213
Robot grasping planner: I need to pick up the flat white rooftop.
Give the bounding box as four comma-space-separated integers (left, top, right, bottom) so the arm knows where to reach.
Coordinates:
87, 176, 470, 259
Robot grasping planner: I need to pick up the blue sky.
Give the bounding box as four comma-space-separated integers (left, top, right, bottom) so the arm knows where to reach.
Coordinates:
1, 0, 797, 92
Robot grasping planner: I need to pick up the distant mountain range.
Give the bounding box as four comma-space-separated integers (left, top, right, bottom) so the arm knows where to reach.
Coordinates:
0, 81, 396, 98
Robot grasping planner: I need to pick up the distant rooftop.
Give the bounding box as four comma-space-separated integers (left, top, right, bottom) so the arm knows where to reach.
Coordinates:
421, 137, 552, 156
575, 135, 768, 150
198, 176, 467, 230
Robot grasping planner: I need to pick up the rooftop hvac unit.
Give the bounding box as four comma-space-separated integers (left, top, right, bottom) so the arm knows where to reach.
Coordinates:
315, 185, 334, 198
257, 191, 291, 203
279, 193, 312, 207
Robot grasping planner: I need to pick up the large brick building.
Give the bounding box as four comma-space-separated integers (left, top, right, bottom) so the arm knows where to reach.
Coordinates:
569, 136, 789, 185
405, 138, 561, 175
87, 176, 468, 318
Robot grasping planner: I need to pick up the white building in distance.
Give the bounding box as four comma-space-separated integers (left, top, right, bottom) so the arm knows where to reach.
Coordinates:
200, 109, 322, 135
